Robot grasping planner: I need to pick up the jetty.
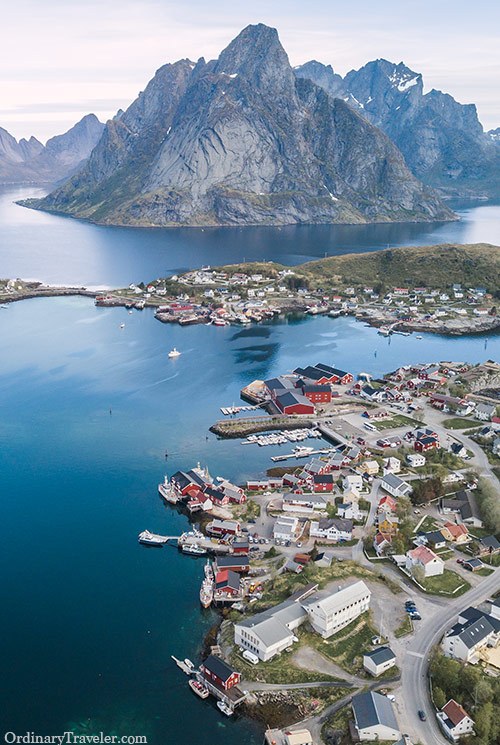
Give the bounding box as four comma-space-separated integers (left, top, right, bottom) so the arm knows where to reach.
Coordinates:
270, 446, 336, 462
171, 656, 197, 675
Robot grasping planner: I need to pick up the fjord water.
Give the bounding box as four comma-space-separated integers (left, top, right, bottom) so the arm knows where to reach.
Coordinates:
0, 189, 499, 743
1, 186, 500, 286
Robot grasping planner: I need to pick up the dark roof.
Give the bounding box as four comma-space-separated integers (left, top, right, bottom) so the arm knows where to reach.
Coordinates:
265, 377, 294, 391
480, 535, 500, 550
297, 365, 329, 381
364, 646, 396, 665
303, 384, 331, 393
171, 470, 205, 490
313, 473, 334, 484
216, 556, 250, 569
459, 492, 481, 521
464, 558, 483, 569
425, 530, 446, 544
202, 654, 237, 682
418, 436, 438, 445
446, 617, 495, 649
352, 691, 399, 731
215, 569, 240, 591
203, 486, 226, 501
317, 517, 353, 532
315, 363, 349, 377
276, 390, 314, 409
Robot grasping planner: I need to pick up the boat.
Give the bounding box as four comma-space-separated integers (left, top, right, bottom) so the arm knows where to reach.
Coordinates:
184, 658, 195, 670
416, 335, 423, 340
293, 445, 314, 457
204, 558, 214, 580
120, 323, 125, 329
181, 543, 207, 556
213, 318, 228, 327
200, 577, 213, 608
217, 700, 233, 716
188, 679, 209, 699
138, 530, 168, 546
158, 475, 178, 504
168, 347, 181, 358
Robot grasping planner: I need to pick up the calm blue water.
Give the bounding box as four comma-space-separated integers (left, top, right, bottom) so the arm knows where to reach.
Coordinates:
0, 190, 499, 743
0, 185, 499, 286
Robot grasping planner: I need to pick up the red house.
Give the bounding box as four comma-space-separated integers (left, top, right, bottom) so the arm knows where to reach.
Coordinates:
302, 384, 332, 403
207, 518, 241, 537
415, 436, 439, 452
275, 391, 315, 415
215, 570, 241, 596
200, 655, 241, 691
313, 474, 335, 492
232, 538, 250, 555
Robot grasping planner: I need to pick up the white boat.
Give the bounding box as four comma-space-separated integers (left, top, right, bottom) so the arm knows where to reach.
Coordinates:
184, 658, 195, 669
138, 530, 168, 546
416, 335, 423, 339
182, 543, 207, 556
158, 476, 178, 504
168, 347, 181, 358
217, 700, 233, 716
120, 323, 125, 329
200, 578, 213, 608
188, 679, 209, 699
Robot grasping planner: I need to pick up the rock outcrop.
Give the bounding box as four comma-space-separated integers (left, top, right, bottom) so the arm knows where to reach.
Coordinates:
30, 25, 453, 227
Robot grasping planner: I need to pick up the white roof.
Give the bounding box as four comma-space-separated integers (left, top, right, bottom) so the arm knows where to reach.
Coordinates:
302, 580, 371, 615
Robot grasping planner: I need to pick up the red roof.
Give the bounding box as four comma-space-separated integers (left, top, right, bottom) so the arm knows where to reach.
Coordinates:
408, 545, 440, 565
442, 699, 471, 726
444, 521, 468, 539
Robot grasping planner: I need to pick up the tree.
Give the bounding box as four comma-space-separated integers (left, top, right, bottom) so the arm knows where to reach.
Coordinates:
476, 478, 500, 532
433, 686, 446, 710
474, 702, 493, 742
411, 565, 425, 585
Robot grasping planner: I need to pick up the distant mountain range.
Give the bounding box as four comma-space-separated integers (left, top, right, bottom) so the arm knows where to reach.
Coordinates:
295, 59, 500, 198
26, 25, 455, 227
0, 114, 104, 184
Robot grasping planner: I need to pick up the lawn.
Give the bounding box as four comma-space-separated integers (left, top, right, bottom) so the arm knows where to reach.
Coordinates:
372, 414, 418, 431
420, 569, 471, 596
230, 646, 342, 685
414, 515, 439, 533
480, 552, 500, 567
442, 417, 478, 430
301, 612, 381, 675
476, 567, 495, 576
394, 614, 413, 638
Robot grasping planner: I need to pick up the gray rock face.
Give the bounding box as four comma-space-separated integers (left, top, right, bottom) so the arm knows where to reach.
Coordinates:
296, 58, 500, 197
0, 114, 104, 184
34, 24, 453, 226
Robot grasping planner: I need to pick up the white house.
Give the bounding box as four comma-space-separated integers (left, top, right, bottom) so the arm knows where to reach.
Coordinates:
406, 546, 444, 577
380, 473, 412, 498
441, 608, 499, 663
282, 492, 328, 514
342, 473, 363, 492
475, 403, 496, 421
351, 691, 401, 742
273, 516, 299, 542
234, 599, 306, 661
309, 518, 353, 542
362, 646, 397, 677
493, 437, 500, 456
337, 500, 362, 521
437, 700, 475, 741
406, 453, 426, 468
382, 457, 401, 475
301, 581, 371, 638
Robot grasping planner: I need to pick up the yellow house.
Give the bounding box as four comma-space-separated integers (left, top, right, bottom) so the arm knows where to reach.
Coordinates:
377, 515, 399, 535
441, 521, 469, 544
358, 460, 380, 476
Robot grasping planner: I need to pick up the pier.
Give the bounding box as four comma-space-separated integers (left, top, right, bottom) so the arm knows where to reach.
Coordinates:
270, 446, 337, 462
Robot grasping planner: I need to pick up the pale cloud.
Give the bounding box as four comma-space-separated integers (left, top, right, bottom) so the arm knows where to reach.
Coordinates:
1, 0, 498, 141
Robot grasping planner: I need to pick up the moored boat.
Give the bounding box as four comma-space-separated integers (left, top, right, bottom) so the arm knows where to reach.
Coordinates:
188, 679, 210, 699
138, 530, 168, 546
168, 347, 181, 358
182, 543, 207, 556
158, 475, 178, 504
217, 700, 233, 716
200, 578, 213, 608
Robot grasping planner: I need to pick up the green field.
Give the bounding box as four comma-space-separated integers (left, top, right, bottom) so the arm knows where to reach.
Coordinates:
442, 417, 478, 430
420, 569, 471, 596
372, 415, 417, 431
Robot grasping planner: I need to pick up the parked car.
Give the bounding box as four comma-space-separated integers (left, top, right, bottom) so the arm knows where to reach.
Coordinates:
296, 541, 302, 548
418, 710, 427, 721
410, 613, 422, 621
457, 558, 465, 564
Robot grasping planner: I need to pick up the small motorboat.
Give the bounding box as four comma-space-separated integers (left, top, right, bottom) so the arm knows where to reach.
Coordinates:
188, 679, 209, 699
168, 347, 181, 358
184, 658, 195, 670
120, 323, 125, 329
217, 700, 233, 716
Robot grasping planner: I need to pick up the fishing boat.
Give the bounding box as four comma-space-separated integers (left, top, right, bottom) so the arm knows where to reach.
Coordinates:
212, 318, 228, 326
158, 475, 178, 504
138, 530, 168, 546
200, 578, 213, 608
217, 700, 233, 716
181, 543, 207, 556
188, 679, 209, 699
168, 347, 181, 358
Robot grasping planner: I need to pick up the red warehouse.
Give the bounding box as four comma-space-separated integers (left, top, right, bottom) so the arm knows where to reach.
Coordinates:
200, 655, 241, 691
302, 384, 332, 403
275, 391, 315, 415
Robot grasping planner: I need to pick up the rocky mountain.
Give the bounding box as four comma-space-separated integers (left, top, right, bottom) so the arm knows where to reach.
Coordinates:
489, 128, 500, 146
0, 114, 104, 184
29, 25, 453, 227
295, 59, 500, 198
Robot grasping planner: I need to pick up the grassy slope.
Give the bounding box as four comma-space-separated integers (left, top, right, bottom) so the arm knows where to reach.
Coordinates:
217, 243, 500, 293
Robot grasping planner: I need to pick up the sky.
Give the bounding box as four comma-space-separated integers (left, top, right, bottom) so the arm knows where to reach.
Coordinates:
1, 0, 499, 142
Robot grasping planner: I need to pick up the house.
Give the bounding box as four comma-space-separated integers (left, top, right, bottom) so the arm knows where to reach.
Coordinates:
406, 453, 426, 467
382, 457, 401, 475
475, 403, 496, 421
215, 556, 250, 573
463, 558, 484, 572
314, 363, 353, 385
301, 581, 371, 638
477, 535, 500, 555
358, 460, 379, 476
373, 532, 392, 556
310, 518, 353, 542
363, 646, 397, 677
441, 521, 469, 544
406, 546, 444, 577
207, 518, 241, 537
200, 655, 241, 691
437, 700, 475, 741
337, 500, 362, 520
232, 538, 250, 555
215, 570, 241, 597
275, 391, 315, 416
203, 485, 230, 506
450, 442, 468, 459
313, 474, 335, 492
343, 473, 363, 492
351, 691, 401, 742
377, 515, 399, 535
424, 530, 447, 550
380, 473, 412, 498
378, 494, 397, 513
265, 376, 297, 399
450, 490, 484, 528
282, 492, 328, 513
234, 599, 307, 661
414, 435, 440, 452
442, 607, 500, 662
171, 468, 208, 497
273, 516, 299, 542
314, 550, 335, 568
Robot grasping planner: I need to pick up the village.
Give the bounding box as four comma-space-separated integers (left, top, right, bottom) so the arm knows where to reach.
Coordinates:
139, 358, 500, 745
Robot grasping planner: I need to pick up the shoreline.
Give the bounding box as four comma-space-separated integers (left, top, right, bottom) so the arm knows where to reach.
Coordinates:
1, 282, 499, 338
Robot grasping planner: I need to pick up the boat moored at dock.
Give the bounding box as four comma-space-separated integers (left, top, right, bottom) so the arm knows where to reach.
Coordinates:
158, 475, 179, 504
138, 530, 168, 546
181, 543, 207, 557
217, 700, 234, 716
188, 679, 210, 699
